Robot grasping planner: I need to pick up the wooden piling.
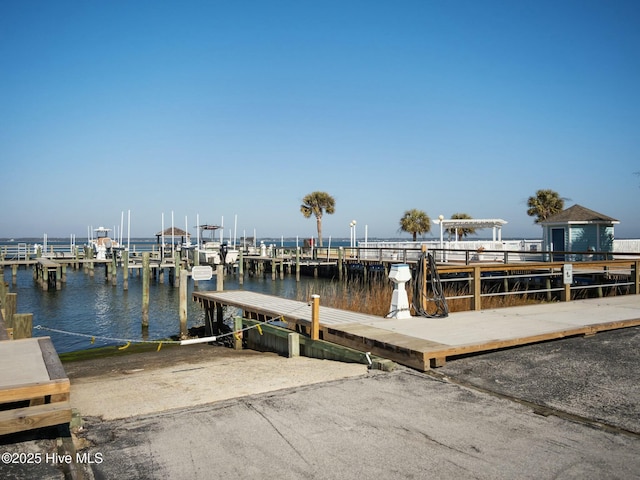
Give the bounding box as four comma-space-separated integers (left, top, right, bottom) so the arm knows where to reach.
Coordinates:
311, 294, 320, 340
216, 264, 224, 291
288, 332, 300, 357
233, 316, 243, 350
111, 253, 117, 286
56, 265, 62, 290
238, 249, 244, 286
174, 252, 181, 288
142, 252, 150, 329
122, 250, 129, 291
179, 269, 188, 339
13, 313, 33, 339
472, 266, 482, 311
4, 293, 16, 329
0, 279, 6, 307
296, 248, 300, 282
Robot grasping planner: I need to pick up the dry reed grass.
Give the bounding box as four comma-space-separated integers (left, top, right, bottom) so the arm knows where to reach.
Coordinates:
295, 279, 551, 316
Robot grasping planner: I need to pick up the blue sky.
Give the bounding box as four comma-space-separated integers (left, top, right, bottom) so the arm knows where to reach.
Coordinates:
1, 0, 639, 240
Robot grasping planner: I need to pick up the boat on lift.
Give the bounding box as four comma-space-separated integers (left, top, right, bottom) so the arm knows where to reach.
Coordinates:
90, 227, 120, 260
196, 224, 239, 265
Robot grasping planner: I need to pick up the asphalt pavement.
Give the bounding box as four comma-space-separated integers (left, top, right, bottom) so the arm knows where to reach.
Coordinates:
1, 326, 639, 480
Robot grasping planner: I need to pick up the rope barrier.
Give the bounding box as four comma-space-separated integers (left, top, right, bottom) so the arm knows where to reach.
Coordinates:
34, 302, 310, 350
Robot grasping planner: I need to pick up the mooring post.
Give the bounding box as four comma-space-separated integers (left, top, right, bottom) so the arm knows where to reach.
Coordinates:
238, 248, 244, 286
179, 268, 188, 339
337, 247, 343, 281
174, 251, 181, 288
296, 247, 300, 282
89, 250, 95, 278
142, 252, 150, 329
122, 250, 129, 291
288, 332, 300, 358
233, 316, 243, 350
56, 265, 62, 289
216, 264, 224, 291
472, 266, 482, 311
111, 253, 117, 286
311, 294, 320, 340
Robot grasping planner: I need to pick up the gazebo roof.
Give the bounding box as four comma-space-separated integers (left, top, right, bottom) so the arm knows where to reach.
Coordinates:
540, 204, 619, 225
155, 227, 191, 237
433, 218, 508, 229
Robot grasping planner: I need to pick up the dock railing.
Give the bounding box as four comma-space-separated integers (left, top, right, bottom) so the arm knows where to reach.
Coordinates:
434, 259, 639, 310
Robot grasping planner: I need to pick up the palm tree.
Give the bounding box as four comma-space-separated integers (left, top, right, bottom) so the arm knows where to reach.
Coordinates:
526, 189, 565, 223
448, 213, 476, 239
300, 191, 335, 247
399, 209, 431, 241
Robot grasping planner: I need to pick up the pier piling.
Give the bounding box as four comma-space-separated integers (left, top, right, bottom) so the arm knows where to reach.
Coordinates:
142, 252, 150, 329
179, 269, 188, 339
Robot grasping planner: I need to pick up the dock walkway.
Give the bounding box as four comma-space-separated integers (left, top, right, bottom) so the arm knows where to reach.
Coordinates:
193, 291, 640, 370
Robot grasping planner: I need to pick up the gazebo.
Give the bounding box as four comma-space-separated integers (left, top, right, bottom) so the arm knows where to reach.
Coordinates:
155, 227, 191, 246
539, 204, 619, 259
433, 218, 508, 243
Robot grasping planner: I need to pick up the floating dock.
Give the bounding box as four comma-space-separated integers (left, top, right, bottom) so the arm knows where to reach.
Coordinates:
193, 290, 640, 371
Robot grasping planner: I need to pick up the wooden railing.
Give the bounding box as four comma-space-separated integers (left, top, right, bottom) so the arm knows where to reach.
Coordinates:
435, 259, 639, 310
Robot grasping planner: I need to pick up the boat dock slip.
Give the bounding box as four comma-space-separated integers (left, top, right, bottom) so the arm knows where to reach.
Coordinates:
0, 337, 72, 435
193, 291, 640, 371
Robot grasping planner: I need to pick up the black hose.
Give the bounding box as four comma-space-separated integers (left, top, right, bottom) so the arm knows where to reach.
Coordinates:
412, 252, 449, 318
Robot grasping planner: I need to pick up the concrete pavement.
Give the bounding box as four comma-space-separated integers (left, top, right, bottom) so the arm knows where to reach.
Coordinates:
1, 326, 639, 479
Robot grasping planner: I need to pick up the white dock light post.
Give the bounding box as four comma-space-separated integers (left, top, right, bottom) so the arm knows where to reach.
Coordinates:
438, 215, 444, 262
349, 220, 356, 248
387, 264, 412, 319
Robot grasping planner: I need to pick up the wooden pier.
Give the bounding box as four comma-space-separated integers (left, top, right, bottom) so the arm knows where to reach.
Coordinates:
0, 275, 73, 436
0, 337, 72, 435
193, 290, 640, 371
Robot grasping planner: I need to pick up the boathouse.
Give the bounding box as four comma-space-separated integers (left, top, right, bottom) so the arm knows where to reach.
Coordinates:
540, 204, 619, 259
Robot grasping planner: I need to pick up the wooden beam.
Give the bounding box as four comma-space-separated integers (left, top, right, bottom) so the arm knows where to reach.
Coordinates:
0, 401, 72, 436
0, 379, 70, 404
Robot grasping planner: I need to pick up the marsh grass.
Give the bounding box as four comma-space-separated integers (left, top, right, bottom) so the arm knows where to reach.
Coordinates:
295, 278, 553, 316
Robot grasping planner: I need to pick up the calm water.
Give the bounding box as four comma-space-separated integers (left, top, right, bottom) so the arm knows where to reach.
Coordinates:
3, 265, 335, 354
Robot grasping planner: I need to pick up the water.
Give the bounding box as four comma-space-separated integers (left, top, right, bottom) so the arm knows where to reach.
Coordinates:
3, 264, 335, 354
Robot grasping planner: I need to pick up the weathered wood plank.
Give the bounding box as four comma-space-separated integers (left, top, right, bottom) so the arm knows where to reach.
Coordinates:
38, 337, 68, 380
0, 401, 72, 436
0, 379, 70, 404
195, 291, 640, 372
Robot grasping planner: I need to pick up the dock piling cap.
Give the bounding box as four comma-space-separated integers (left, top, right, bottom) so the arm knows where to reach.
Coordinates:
389, 264, 411, 283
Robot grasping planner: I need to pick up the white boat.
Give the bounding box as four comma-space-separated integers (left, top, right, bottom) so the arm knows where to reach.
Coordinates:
91, 227, 120, 260
196, 225, 239, 265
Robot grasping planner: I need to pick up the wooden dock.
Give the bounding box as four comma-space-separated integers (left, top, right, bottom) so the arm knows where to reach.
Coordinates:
0, 337, 72, 435
193, 290, 640, 371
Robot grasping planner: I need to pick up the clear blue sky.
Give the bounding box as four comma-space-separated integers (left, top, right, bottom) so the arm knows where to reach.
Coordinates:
2, 0, 639, 240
